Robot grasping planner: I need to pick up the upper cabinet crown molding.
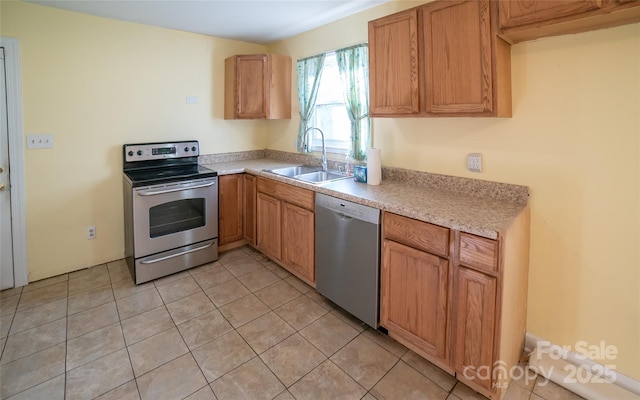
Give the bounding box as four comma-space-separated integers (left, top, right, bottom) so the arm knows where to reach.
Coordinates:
224, 54, 292, 120
499, 0, 640, 43
368, 0, 512, 118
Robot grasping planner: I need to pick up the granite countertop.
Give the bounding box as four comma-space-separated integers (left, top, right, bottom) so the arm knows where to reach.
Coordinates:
201, 158, 528, 240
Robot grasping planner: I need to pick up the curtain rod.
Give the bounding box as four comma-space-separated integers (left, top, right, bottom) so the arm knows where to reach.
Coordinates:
297, 43, 367, 62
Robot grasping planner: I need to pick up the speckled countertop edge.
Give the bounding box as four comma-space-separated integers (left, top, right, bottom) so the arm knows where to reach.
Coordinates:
201, 156, 529, 240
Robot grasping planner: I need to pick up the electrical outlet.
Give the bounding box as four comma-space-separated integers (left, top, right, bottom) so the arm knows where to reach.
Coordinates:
87, 226, 96, 240
27, 134, 54, 149
467, 153, 482, 172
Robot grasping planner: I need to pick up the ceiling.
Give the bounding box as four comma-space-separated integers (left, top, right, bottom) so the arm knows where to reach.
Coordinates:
26, 0, 389, 44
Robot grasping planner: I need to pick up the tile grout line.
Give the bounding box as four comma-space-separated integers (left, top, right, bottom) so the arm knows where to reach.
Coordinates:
166, 271, 233, 398
185, 255, 308, 398
2, 246, 550, 400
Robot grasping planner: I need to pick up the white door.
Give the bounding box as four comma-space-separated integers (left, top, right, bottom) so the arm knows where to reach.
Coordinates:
0, 47, 14, 290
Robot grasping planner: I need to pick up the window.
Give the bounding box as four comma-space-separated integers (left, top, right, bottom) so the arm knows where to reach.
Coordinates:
308, 53, 351, 154
297, 44, 370, 161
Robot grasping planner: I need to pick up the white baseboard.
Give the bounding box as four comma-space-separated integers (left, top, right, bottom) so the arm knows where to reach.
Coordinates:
525, 333, 640, 400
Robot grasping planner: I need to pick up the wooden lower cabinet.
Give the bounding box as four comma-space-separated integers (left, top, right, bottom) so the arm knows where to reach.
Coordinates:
256, 192, 281, 260
381, 239, 449, 360
243, 174, 256, 246
219, 174, 243, 245
380, 210, 530, 400
452, 266, 497, 391
256, 177, 315, 285
281, 202, 314, 283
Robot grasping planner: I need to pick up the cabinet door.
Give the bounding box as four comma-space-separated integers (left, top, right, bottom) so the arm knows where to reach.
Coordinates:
452, 266, 497, 390
368, 9, 420, 116
219, 174, 243, 245
282, 202, 315, 283
236, 55, 268, 119
381, 239, 449, 359
499, 0, 602, 29
243, 174, 256, 246
256, 192, 281, 261
423, 0, 493, 114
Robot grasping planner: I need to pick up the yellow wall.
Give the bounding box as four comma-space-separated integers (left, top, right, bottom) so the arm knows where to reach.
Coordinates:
268, 3, 640, 381
0, 1, 267, 280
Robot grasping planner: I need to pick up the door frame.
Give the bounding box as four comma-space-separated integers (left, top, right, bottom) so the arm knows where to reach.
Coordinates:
1, 36, 28, 287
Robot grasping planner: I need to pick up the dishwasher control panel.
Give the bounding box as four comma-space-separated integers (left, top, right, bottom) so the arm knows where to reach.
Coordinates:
316, 193, 380, 225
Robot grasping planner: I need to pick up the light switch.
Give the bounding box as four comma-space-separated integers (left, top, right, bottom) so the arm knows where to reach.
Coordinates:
27, 134, 54, 149
186, 96, 198, 104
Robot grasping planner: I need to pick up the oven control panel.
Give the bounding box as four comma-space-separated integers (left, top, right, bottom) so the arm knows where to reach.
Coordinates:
124, 141, 199, 162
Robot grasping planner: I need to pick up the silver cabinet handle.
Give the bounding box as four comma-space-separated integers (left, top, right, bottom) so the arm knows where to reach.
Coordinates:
139, 241, 214, 264
137, 181, 215, 196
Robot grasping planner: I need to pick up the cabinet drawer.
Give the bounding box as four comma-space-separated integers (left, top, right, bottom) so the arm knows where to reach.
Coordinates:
257, 177, 314, 211
383, 212, 449, 257
458, 233, 498, 273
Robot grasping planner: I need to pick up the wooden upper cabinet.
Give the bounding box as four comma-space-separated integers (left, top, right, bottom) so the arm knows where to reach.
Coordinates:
423, 0, 494, 114
499, 0, 640, 43
224, 54, 291, 120
500, 0, 603, 28
369, 9, 420, 116
368, 0, 511, 118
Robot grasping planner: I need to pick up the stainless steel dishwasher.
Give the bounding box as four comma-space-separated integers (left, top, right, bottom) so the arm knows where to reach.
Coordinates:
315, 193, 381, 328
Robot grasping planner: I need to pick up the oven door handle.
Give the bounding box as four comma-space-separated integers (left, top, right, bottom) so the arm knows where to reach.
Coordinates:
139, 241, 215, 265
137, 181, 215, 196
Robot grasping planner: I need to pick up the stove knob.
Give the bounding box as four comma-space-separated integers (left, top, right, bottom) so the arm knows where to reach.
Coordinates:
137, 150, 142, 156
184, 147, 189, 152
127, 151, 134, 157
191, 146, 197, 152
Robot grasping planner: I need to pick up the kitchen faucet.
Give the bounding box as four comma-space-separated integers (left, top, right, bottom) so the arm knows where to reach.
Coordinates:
304, 127, 328, 171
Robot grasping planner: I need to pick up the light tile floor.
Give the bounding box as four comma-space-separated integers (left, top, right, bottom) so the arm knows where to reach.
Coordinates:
0, 246, 584, 400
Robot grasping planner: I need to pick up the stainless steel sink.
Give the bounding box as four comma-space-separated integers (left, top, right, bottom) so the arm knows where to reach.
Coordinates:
265, 165, 350, 185
295, 171, 349, 184
267, 165, 322, 177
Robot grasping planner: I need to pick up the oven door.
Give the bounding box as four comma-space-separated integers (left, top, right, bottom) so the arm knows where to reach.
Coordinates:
132, 177, 218, 258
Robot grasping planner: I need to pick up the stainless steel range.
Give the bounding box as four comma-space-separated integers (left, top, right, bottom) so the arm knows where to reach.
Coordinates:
123, 140, 218, 284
